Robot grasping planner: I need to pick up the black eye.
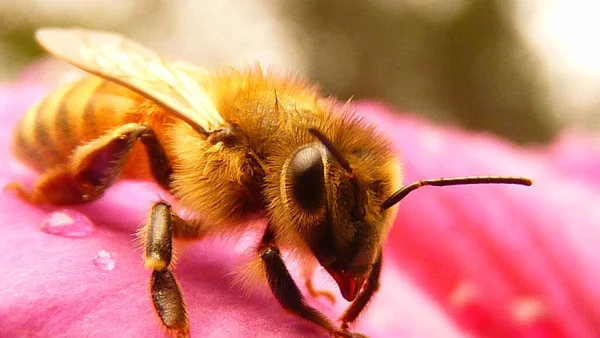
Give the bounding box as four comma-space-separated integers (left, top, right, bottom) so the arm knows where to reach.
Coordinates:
287, 146, 325, 210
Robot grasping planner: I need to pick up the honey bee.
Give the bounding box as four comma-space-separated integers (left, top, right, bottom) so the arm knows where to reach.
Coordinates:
8, 28, 532, 338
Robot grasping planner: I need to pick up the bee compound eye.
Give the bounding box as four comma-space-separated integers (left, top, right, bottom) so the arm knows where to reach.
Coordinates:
287, 146, 325, 211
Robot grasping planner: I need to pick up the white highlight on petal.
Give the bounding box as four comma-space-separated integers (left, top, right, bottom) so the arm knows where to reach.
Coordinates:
449, 280, 479, 308
511, 296, 547, 326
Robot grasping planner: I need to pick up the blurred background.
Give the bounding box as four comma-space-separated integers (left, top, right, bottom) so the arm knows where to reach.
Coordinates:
0, 0, 598, 144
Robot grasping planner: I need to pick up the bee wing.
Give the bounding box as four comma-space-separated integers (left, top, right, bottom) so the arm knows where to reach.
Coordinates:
35, 27, 226, 136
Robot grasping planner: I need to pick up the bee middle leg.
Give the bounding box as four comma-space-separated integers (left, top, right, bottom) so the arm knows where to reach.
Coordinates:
258, 225, 367, 338
7, 123, 171, 205
141, 201, 206, 337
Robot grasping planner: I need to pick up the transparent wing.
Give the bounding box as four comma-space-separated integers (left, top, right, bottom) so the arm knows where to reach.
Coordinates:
35, 27, 226, 136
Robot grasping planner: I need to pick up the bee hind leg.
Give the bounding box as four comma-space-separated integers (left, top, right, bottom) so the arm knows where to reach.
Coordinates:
7, 123, 171, 205
142, 201, 207, 337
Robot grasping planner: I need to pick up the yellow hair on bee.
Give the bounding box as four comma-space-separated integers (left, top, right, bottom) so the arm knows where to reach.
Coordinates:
230, 254, 269, 298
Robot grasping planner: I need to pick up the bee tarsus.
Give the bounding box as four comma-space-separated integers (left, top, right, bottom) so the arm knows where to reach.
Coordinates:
150, 270, 189, 337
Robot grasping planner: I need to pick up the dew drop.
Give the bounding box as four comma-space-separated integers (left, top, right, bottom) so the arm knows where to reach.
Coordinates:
40, 209, 95, 238
93, 249, 116, 271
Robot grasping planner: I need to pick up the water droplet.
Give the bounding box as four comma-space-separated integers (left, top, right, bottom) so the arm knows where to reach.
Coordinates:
93, 249, 116, 271
40, 209, 95, 238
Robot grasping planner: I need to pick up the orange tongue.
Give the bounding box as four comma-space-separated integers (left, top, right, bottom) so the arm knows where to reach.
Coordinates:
329, 271, 365, 301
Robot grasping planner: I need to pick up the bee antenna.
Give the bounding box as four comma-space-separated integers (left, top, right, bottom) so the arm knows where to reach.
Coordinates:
308, 128, 365, 219
381, 176, 533, 210
308, 128, 352, 173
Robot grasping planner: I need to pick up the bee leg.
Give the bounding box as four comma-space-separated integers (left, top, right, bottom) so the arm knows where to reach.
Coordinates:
7, 123, 171, 205
258, 226, 366, 338
301, 264, 336, 305
143, 201, 191, 337
339, 249, 383, 330
305, 278, 336, 305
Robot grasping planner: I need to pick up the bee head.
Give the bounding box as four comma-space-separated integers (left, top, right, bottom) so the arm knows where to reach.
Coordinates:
280, 127, 400, 302
277, 126, 532, 302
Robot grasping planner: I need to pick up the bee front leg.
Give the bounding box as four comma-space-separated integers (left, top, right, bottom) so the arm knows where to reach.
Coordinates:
142, 201, 204, 337
258, 226, 366, 338
339, 249, 383, 330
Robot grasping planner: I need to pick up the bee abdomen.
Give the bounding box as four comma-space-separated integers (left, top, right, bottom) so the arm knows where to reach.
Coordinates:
12, 77, 138, 171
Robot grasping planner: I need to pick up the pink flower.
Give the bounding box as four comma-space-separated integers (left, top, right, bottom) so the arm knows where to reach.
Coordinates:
0, 71, 598, 338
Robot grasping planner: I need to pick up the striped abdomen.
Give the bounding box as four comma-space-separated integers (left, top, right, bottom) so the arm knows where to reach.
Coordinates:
12, 76, 154, 173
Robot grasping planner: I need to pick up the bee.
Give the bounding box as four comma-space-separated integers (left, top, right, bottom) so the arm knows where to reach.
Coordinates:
8, 28, 532, 338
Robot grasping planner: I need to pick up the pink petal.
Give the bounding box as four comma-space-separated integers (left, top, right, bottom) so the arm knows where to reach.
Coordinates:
546, 132, 600, 187
359, 102, 600, 337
